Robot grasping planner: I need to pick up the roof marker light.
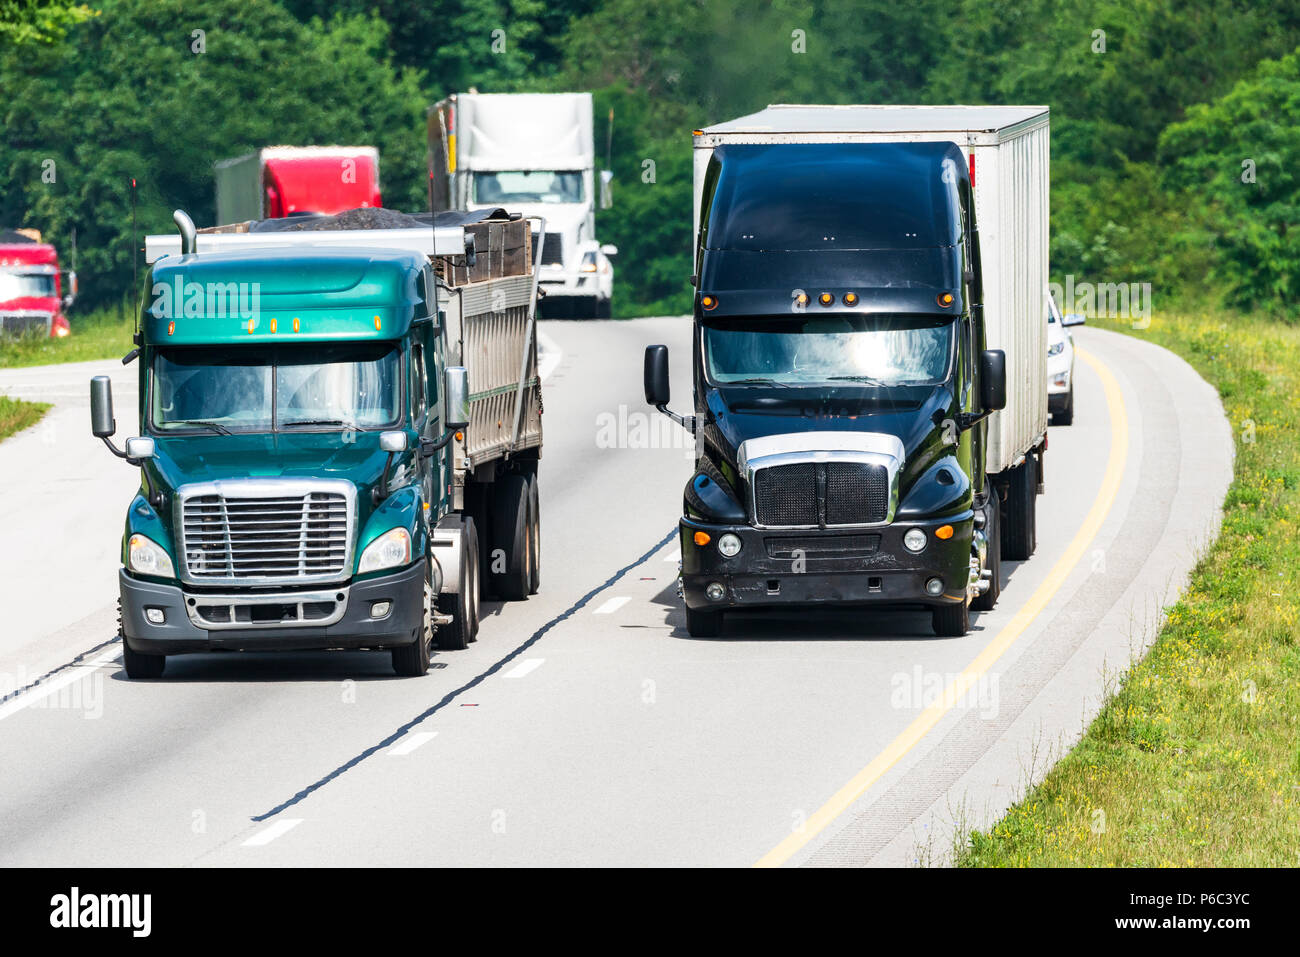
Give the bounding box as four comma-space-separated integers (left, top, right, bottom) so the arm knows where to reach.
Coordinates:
293, 317, 300, 333
167, 321, 175, 336
843, 292, 858, 306
247, 317, 255, 333
938, 292, 955, 307
700, 295, 718, 311
270, 317, 277, 334
374, 315, 382, 330
818, 292, 834, 306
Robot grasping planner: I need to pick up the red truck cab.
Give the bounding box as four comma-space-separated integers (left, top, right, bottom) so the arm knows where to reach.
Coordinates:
0, 230, 75, 338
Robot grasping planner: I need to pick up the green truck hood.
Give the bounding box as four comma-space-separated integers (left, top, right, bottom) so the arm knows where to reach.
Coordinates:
149, 432, 395, 488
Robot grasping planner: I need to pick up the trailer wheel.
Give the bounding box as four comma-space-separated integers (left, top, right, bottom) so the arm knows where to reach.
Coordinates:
463, 515, 482, 642
686, 607, 724, 638
1001, 455, 1038, 561
491, 474, 531, 601
121, 636, 166, 679
972, 503, 1001, 611
931, 599, 970, 637
393, 560, 436, 674
526, 474, 540, 595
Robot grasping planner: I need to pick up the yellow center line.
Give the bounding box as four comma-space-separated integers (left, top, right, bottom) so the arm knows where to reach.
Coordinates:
755, 346, 1129, 867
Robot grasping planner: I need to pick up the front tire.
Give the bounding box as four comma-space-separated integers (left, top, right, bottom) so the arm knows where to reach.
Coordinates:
686, 607, 724, 637
122, 637, 165, 679
931, 600, 970, 637
393, 560, 436, 675
971, 502, 1001, 611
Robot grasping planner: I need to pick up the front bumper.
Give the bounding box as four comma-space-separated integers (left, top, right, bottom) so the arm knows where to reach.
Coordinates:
680, 513, 974, 612
119, 562, 424, 654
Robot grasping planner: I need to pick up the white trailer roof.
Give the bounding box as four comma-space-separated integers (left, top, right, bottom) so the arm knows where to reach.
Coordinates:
455, 92, 594, 170
697, 105, 1048, 143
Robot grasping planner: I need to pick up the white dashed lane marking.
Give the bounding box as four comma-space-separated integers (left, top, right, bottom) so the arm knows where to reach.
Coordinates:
387, 731, 438, 756
592, 597, 630, 615
241, 818, 302, 847
504, 659, 545, 679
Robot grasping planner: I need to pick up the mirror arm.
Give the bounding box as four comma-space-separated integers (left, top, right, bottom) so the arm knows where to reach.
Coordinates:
420, 426, 462, 457
372, 451, 398, 506
655, 404, 697, 435
954, 410, 992, 432
101, 436, 130, 459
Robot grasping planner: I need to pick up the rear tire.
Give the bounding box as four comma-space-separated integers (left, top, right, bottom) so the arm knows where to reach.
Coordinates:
1001, 454, 1037, 561
122, 637, 165, 679
491, 474, 531, 601
686, 607, 724, 637
526, 473, 540, 595
931, 600, 970, 637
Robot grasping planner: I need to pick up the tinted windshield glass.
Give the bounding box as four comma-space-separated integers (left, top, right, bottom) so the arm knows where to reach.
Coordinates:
152, 343, 400, 433
0, 272, 57, 299
473, 171, 583, 204
703, 316, 954, 387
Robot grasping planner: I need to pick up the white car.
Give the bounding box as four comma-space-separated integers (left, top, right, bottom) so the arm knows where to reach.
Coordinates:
1047, 296, 1084, 424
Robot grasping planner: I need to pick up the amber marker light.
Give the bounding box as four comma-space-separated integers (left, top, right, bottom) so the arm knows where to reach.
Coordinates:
693, 531, 711, 546
795, 292, 809, 306
167, 321, 175, 336
374, 315, 382, 330
843, 292, 859, 306
700, 294, 718, 311
247, 317, 255, 333
293, 317, 300, 333
937, 292, 955, 307
270, 317, 277, 334
818, 292, 834, 306
935, 524, 955, 540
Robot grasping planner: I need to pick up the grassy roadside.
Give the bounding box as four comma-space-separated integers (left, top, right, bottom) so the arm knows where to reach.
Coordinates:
959, 311, 1300, 866
0, 304, 136, 370
0, 395, 51, 442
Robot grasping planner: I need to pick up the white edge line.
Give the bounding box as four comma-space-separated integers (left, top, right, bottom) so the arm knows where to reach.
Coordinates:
0, 647, 122, 723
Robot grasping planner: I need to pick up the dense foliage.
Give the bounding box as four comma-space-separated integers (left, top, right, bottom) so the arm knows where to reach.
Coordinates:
4, 0, 1300, 316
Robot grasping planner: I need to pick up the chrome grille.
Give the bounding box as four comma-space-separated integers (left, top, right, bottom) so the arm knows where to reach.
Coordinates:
753, 463, 818, 526
177, 480, 354, 585
825, 462, 889, 525
0, 313, 52, 337
533, 232, 564, 266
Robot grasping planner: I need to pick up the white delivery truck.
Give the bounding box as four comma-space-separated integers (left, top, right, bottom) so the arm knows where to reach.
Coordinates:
649, 105, 1049, 637
428, 92, 617, 318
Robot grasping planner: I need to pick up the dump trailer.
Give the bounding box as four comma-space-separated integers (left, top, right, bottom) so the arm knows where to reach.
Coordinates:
93, 207, 542, 678
428, 92, 616, 318
646, 105, 1049, 637
214, 146, 382, 225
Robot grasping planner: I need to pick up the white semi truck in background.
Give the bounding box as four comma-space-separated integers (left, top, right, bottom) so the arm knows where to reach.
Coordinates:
429, 92, 617, 318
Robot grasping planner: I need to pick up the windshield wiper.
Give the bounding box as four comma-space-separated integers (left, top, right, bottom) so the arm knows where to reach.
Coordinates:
281, 418, 361, 430
721, 377, 800, 388
827, 375, 892, 386
176, 420, 232, 434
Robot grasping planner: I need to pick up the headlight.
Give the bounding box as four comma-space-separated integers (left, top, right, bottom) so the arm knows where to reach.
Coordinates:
717, 533, 742, 558
128, 533, 175, 578
358, 527, 412, 575
903, 528, 928, 552
1048, 341, 1065, 356
580, 251, 598, 273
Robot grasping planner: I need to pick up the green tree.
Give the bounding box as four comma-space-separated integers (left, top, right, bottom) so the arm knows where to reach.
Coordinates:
0, 0, 428, 308
0, 0, 96, 46
1160, 48, 1300, 315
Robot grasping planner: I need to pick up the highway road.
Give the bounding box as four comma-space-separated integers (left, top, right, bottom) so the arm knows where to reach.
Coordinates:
0, 319, 1231, 867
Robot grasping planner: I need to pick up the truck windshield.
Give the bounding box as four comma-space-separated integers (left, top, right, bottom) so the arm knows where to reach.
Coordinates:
703, 316, 954, 388
151, 343, 401, 433
0, 272, 57, 299
473, 171, 583, 204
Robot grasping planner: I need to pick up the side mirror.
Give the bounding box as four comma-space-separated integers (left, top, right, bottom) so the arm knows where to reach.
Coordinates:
600, 244, 618, 257
90, 375, 116, 438
444, 366, 469, 430
379, 431, 408, 453
125, 437, 155, 460
980, 350, 1007, 412
644, 345, 671, 406
1062, 312, 1086, 327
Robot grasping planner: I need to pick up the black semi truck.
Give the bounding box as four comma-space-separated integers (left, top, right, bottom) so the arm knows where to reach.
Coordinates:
645, 106, 1050, 638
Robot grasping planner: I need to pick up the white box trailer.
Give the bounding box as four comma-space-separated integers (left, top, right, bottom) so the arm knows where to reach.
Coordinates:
692, 105, 1050, 473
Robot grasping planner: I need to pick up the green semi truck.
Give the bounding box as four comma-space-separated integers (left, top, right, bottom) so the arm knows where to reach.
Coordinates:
92, 208, 544, 677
